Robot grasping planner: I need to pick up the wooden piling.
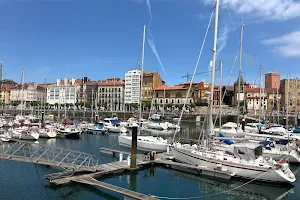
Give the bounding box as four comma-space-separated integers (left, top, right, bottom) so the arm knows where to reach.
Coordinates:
131, 125, 138, 169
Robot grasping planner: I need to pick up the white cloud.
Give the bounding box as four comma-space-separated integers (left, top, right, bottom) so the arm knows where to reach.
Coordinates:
262, 31, 300, 57
204, 0, 300, 21
217, 23, 229, 55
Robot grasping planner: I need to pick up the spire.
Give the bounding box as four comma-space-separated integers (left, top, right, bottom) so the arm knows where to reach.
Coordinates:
235, 74, 245, 84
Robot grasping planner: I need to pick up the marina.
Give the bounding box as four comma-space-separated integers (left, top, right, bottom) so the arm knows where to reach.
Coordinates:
1, 0, 300, 199
1, 123, 300, 200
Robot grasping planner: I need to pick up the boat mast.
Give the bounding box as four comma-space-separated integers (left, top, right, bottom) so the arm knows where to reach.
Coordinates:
208, 0, 219, 141
272, 90, 275, 122
286, 73, 290, 129
163, 86, 165, 118
277, 81, 279, 124
58, 80, 61, 121
236, 24, 244, 131
113, 77, 115, 116
295, 78, 298, 126
92, 88, 94, 122
139, 25, 146, 135
64, 74, 67, 119
259, 65, 262, 123
262, 83, 265, 121
219, 61, 222, 132
21, 69, 25, 117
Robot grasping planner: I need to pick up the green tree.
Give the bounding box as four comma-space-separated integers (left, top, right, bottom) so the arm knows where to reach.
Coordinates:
190, 103, 196, 108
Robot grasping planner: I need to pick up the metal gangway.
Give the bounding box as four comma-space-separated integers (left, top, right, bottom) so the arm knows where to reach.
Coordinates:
0, 136, 99, 172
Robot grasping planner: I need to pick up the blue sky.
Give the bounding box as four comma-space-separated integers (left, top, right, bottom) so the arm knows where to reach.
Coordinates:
1, 0, 300, 86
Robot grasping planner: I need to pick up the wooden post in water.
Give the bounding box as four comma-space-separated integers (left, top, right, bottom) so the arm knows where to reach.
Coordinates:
41, 112, 45, 128
130, 124, 138, 169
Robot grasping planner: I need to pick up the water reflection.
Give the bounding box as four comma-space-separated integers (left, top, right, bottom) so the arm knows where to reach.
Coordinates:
169, 169, 294, 200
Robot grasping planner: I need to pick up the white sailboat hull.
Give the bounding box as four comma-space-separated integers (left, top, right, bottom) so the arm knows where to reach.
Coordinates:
145, 122, 168, 130
12, 132, 39, 140
172, 146, 295, 183
39, 129, 57, 138
118, 135, 168, 152
0, 133, 11, 142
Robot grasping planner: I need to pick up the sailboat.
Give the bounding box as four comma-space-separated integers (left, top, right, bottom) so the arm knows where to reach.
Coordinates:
171, 0, 295, 183
118, 25, 169, 152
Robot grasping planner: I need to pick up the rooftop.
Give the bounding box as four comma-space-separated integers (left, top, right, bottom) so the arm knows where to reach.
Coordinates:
154, 85, 186, 91
246, 88, 277, 93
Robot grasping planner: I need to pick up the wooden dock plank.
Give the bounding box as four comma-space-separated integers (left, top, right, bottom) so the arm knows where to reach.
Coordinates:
73, 176, 157, 200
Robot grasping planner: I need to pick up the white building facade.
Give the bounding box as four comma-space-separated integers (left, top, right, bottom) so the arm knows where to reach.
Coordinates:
10, 82, 45, 103
46, 78, 77, 105
124, 69, 141, 104
246, 88, 280, 111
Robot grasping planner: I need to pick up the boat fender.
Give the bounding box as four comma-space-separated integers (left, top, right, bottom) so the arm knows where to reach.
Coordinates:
150, 151, 156, 160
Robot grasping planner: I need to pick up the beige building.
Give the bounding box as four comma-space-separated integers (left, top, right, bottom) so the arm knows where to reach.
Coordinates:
98, 78, 125, 111
280, 78, 300, 112
0, 85, 12, 104
142, 72, 163, 102
153, 82, 197, 110
10, 82, 45, 103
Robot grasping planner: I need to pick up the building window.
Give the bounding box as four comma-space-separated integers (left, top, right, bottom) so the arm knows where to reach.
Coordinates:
160, 99, 162, 104
166, 99, 168, 104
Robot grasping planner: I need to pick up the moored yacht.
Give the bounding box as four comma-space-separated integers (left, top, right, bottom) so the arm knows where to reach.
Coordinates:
118, 133, 169, 152
10, 127, 40, 140
172, 143, 295, 183
38, 127, 57, 138
57, 126, 81, 138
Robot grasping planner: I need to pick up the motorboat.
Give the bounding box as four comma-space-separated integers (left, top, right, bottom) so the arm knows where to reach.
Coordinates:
172, 142, 296, 183
57, 126, 81, 138
144, 121, 168, 130
10, 127, 40, 140
149, 114, 162, 121
78, 121, 95, 132
0, 130, 11, 142
23, 116, 40, 127
213, 122, 242, 136
118, 133, 169, 152
38, 127, 57, 138
106, 123, 127, 133
87, 122, 107, 134
103, 117, 119, 126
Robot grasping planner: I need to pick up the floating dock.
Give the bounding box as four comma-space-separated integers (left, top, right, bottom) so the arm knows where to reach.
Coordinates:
44, 148, 232, 199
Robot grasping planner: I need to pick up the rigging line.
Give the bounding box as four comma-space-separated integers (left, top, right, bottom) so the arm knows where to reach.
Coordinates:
173, 7, 215, 142
213, 49, 239, 127
225, 3, 239, 42
135, 36, 143, 69
150, 169, 270, 200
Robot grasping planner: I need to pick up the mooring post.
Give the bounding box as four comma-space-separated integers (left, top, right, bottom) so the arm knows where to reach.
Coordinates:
41, 112, 45, 128
130, 123, 138, 169
241, 118, 245, 131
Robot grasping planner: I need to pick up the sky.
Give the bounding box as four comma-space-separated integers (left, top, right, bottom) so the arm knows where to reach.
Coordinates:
1, 0, 300, 86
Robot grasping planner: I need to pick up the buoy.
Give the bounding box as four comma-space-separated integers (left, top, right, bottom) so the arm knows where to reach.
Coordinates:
127, 155, 131, 166
119, 152, 123, 162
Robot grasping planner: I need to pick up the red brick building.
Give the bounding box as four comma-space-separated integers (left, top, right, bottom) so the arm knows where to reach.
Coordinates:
265, 71, 280, 89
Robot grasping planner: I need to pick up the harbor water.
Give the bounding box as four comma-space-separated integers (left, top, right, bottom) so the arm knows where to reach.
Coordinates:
1, 122, 300, 200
